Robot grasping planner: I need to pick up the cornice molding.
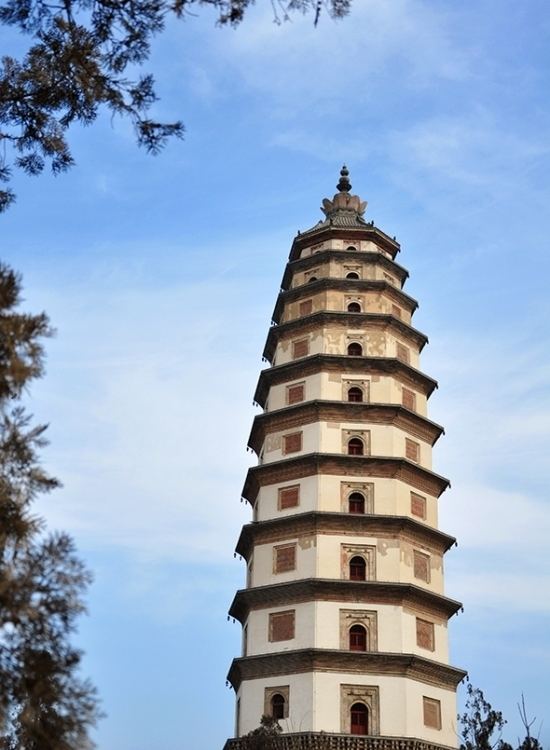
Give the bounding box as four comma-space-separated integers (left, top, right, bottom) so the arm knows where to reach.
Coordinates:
228, 578, 463, 624
248, 401, 444, 455
227, 648, 467, 691
242, 453, 450, 505
235, 512, 456, 561
263, 312, 428, 363
254, 355, 438, 407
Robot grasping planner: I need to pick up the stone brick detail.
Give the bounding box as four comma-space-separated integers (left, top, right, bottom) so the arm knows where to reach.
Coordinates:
283, 432, 303, 454
287, 383, 305, 405
292, 339, 309, 359
396, 342, 410, 363
413, 551, 430, 583
264, 685, 290, 719
273, 544, 296, 573
340, 685, 380, 735
416, 618, 435, 651
225, 733, 457, 750
339, 609, 378, 651
278, 485, 300, 510
402, 387, 416, 411
269, 611, 295, 642
411, 492, 427, 519
340, 482, 374, 513
406, 438, 420, 463
341, 544, 376, 580
300, 300, 313, 316
423, 697, 442, 730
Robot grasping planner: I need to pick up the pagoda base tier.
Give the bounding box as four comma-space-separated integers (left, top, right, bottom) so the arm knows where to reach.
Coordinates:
224, 732, 456, 750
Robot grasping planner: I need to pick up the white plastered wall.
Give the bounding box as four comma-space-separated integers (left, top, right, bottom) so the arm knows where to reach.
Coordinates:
265, 372, 428, 416
244, 600, 449, 662
260, 421, 433, 469
254, 475, 439, 527
249, 532, 444, 594
273, 326, 420, 368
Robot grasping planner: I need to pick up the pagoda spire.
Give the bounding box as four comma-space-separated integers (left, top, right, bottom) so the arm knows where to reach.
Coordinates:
321, 164, 368, 223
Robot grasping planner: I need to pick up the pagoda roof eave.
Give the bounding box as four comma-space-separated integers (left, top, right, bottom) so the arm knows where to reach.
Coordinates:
227, 648, 467, 692
241, 453, 450, 505
253, 355, 438, 407
235, 511, 456, 561
248, 401, 444, 455
228, 578, 463, 624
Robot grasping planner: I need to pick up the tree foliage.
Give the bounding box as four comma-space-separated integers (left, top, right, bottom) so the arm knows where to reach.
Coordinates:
0, 0, 352, 211
242, 714, 282, 750
0, 263, 100, 749
459, 683, 543, 750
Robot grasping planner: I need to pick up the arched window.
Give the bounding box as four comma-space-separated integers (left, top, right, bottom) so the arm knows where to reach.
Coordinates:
346, 272, 360, 280
347, 387, 363, 402
350, 702, 369, 735
346, 245, 358, 252
347, 302, 361, 313
349, 556, 366, 581
349, 624, 367, 651
271, 693, 285, 721
348, 438, 364, 456
347, 342, 363, 356
308, 276, 318, 283
349, 492, 365, 514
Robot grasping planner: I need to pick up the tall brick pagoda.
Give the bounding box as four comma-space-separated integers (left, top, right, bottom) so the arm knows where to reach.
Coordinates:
225, 167, 466, 750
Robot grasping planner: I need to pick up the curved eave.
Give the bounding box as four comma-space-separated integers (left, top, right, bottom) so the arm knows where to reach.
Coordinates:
289, 226, 401, 262
229, 579, 462, 624
281, 250, 409, 290
235, 512, 456, 561
263, 313, 428, 364
242, 453, 450, 505
248, 401, 444, 455
254, 355, 438, 407
227, 649, 467, 692
272, 279, 419, 324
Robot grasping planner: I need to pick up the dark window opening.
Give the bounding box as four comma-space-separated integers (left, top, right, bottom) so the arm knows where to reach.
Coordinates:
348, 438, 364, 456
350, 703, 369, 735
347, 302, 361, 313
349, 624, 367, 651
346, 272, 360, 279
349, 555, 366, 581
347, 387, 363, 402
346, 245, 358, 252
349, 492, 365, 514
308, 276, 318, 283
271, 693, 285, 721
347, 342, 363, 356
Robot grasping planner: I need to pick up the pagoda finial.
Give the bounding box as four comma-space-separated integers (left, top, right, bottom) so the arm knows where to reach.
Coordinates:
337, 164, 351, 193
320, 165, 367, 221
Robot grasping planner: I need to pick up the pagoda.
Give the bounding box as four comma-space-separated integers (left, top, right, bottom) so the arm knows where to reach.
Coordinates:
224, 168, 466, 750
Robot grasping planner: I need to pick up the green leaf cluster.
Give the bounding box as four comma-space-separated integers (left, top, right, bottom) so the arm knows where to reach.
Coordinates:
0, 264, 100, 749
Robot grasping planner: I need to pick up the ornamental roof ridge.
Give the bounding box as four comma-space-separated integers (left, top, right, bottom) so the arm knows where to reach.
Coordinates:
302, 165, 369, 235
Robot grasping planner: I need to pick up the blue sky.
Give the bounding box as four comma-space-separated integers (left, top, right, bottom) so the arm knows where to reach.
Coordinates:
2, 1, 550, 748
